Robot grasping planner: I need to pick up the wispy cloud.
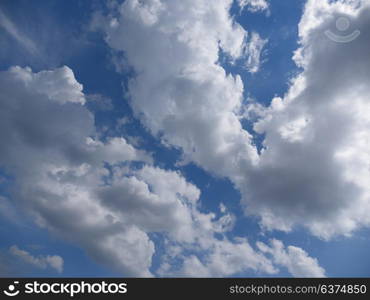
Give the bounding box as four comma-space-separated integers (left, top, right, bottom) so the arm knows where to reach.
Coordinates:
0, 8, 38, 55
9, 245, 64, 273
237, 0, 270, 14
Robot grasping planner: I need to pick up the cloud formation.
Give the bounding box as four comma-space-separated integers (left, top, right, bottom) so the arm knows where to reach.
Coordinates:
244, 32, 267, 73
257, 239, 326, 277
99, 0, 370, 241
0, 8, 38, 55
246, 0, 370, 238
97, 0, 259, 180
0, 65, 156, 276
9, 245, 64, 273
237, 0, 270, 13
0, 0, 333, 277
0, 65, 311, 277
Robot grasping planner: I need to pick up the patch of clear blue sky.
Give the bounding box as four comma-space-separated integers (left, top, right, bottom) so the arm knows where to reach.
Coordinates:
0, 0, 369, 277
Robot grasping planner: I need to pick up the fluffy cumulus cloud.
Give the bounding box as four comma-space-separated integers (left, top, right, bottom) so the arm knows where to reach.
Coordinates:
9, 246, 64, 273
0, 65, 153, 276
237, 0, 270, 13
0, 8, 38, 55
246, 0, 370, 238
244, 32, 267, 73
97, 0, 260, 182
257, 240, 326, 277
0, 0, 333, 277
97, 0, 370, 241
0, 65, 311, 277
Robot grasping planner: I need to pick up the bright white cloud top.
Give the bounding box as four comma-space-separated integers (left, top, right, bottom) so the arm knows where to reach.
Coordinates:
248, 0, 370, 238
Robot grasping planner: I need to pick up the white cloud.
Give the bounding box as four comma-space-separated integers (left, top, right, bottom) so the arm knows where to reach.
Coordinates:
9, 245, 64, 273
0, 65, 283, 277
97, 166, 200, 243
0, 65, 155, 276
237, 0, 270, 13
86, 93, 114, 111
0, 196, 20, 225
244, 32, 267, 73
257, 239, 326, 277
167, 238, 277, 277
97, 0, 259, 180
160, 235, 325, 277
0, 8, 38, 55
99, 166, 279, 277
243, 0, 370, 238
0, 0, 342, 276
98, 0, 370, 241
23, 66, 86, 105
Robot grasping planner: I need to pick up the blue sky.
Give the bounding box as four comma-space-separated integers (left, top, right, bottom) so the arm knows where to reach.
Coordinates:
1, 0, 370, 277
